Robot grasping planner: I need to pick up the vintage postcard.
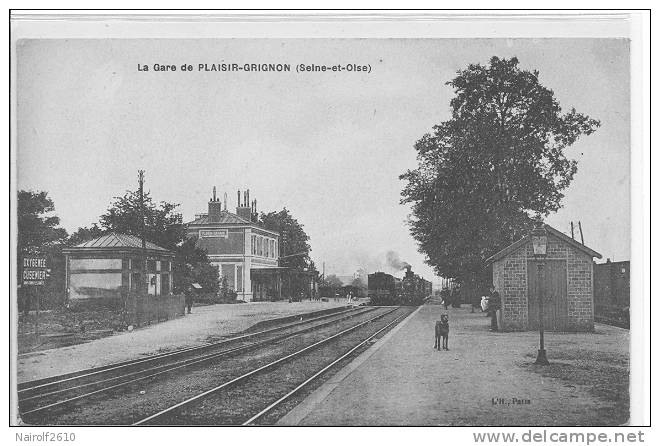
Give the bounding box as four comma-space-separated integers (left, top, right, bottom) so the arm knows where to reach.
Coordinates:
8, 10, 651, 444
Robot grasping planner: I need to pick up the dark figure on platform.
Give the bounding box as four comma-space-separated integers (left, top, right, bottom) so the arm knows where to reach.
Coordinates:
434, 314, 450, 350
488, 284, 501, 332
440, 287, 450, 310
184, 285, 194, 315
451, 287, 461, 308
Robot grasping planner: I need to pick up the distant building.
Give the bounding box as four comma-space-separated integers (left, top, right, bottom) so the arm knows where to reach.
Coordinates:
62, 232, 175, 305
186, 188, 280, 302
486, 224, 602, 332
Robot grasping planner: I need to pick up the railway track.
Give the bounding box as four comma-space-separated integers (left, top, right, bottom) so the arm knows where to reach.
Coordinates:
135, 306, 412, 426
18, 305, 376, 420
21, 306, 412, 425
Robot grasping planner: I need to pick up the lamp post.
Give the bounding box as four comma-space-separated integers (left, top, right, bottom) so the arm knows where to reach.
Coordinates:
531, 223, 550, 365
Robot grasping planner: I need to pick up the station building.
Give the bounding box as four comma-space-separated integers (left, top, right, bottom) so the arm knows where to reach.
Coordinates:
186, 188, 281, 302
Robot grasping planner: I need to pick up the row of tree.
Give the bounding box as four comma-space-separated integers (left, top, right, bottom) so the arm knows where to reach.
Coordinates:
17, 186, 316, 309
321, 274, 366, 290
400, 56, 600, 289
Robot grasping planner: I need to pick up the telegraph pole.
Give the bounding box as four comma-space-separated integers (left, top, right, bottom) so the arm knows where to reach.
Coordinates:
138, 170, 147, 295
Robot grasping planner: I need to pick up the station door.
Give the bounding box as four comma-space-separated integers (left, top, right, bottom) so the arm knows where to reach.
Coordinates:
527, 260, 568, 331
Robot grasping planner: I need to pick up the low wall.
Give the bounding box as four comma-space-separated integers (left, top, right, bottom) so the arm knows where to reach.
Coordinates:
124, 293, 186, 327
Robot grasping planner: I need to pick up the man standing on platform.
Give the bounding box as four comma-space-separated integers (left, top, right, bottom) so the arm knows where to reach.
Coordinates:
488, 284, 501, 331
184, 285, 194, 315
440, 287, 449, 309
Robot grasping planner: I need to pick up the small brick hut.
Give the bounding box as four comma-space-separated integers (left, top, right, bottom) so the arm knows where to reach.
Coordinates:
485, 224, 602, 332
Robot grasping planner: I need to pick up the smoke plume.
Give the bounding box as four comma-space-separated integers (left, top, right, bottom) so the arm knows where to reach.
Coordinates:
386, 251, 411, 270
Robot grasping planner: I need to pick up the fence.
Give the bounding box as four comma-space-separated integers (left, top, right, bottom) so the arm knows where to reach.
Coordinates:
124, 293, 186, 327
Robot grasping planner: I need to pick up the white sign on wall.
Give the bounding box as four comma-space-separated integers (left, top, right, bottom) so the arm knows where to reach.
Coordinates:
200, 229, 228, 238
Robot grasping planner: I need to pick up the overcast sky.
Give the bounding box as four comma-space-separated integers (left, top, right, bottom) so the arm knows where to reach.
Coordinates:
16, 38, 630, 283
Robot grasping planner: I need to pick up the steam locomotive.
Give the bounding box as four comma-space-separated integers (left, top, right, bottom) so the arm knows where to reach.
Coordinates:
367, 266, 432, 306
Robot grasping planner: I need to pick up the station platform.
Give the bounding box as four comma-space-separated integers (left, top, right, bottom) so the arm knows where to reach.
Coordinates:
16, 300, 349, 384
279, 304, 629, 426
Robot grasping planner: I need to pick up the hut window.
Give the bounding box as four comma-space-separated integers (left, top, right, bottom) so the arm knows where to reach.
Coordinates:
69, 272, 122, 300
69, 258, 122, 271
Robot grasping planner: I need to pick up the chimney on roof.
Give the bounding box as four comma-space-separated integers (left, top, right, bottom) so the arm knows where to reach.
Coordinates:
224, 192, 227, 210
208, 186, 223, 221
236, 188, 252, 221
251, 199, 258, 222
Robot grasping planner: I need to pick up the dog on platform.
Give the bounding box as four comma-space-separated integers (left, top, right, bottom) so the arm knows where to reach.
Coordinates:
434, 314, 450, 351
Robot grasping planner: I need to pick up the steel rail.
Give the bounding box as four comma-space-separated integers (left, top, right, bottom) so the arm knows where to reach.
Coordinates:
18, 306, 360, 394
19, 307, 377, 417
132, 307, 398, 426
242, 312, 408, 425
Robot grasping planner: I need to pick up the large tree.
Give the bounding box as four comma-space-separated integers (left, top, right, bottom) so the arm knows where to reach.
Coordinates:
18, 190, 68, 255
322, 274, 344, 288
17, 190, 69, 311
400, 57, 600, 283
67, 224, 103, 247
259, 208, 313, 271
351, 276, 366, 290
98, 190, 185, 250
172, 237, 219, 295
72, 187, 217, 293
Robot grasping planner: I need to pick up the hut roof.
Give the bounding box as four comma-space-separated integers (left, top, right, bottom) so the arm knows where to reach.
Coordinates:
64, 232, 173, 255
485, 224, 602, 264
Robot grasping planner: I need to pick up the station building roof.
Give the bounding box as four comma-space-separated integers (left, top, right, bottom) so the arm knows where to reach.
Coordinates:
187, 210, 251, 225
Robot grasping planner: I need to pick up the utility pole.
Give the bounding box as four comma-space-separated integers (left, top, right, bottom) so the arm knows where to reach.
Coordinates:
138, 170, 147, 295
570, 221, 575, 240
578, 221, 584, 245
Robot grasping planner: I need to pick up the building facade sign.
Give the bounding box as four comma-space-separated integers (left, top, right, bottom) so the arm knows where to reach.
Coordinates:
199, 229, 228, 238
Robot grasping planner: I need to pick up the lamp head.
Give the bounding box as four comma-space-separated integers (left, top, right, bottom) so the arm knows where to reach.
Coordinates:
531, 222, 548, 259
